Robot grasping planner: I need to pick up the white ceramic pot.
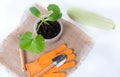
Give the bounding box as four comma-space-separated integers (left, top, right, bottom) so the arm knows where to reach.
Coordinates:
34, 19, 63, 43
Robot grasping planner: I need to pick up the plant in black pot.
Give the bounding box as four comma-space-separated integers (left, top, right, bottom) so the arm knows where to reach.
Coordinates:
19, 4, 63, 54
31, 4, 63, 43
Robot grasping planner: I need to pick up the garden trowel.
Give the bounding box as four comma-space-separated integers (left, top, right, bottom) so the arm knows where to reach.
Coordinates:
34, 54, 67, 77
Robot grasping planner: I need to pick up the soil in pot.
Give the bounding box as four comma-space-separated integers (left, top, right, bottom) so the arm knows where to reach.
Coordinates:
36, 21, 61, 39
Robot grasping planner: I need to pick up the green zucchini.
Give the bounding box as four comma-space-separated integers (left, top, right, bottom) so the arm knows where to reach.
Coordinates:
67, 7, 115, 30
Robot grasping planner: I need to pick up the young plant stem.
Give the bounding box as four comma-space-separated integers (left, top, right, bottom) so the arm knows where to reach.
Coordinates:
36, 17, 45, 32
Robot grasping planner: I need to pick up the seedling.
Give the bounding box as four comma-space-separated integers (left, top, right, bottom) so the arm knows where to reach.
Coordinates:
19, 4, 62, 54
30, 4, 62, 32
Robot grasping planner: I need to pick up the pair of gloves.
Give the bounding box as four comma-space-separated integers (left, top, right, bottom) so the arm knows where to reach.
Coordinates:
25, 44, 76, 77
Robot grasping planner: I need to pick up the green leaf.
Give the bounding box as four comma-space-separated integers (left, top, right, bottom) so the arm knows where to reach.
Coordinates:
19, 32, 33, 50
30, 7, 40, 17
19, 32, 45, 54
67, 7, 115, 30
47, 4, 62, 21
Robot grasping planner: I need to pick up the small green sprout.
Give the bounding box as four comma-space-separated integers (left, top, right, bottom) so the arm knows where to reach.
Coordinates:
19, 4, 62, 54
30, 4, 62, 32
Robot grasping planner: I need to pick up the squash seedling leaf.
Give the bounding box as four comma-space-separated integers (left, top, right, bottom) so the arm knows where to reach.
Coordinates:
47, 4, 62, 21
30, 7, 40, 17
19, 32, 45, 54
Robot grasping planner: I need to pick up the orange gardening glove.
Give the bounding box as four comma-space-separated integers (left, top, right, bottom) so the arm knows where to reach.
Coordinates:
25, 44, 76, 77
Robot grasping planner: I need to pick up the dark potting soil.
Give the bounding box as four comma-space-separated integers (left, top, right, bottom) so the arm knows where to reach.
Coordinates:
36, 21, 61, 39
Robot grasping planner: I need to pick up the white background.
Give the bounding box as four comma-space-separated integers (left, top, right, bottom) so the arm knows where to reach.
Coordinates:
0, 0, 120, 77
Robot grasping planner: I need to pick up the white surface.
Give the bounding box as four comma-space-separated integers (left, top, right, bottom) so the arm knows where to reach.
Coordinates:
0, 0, 120, 77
